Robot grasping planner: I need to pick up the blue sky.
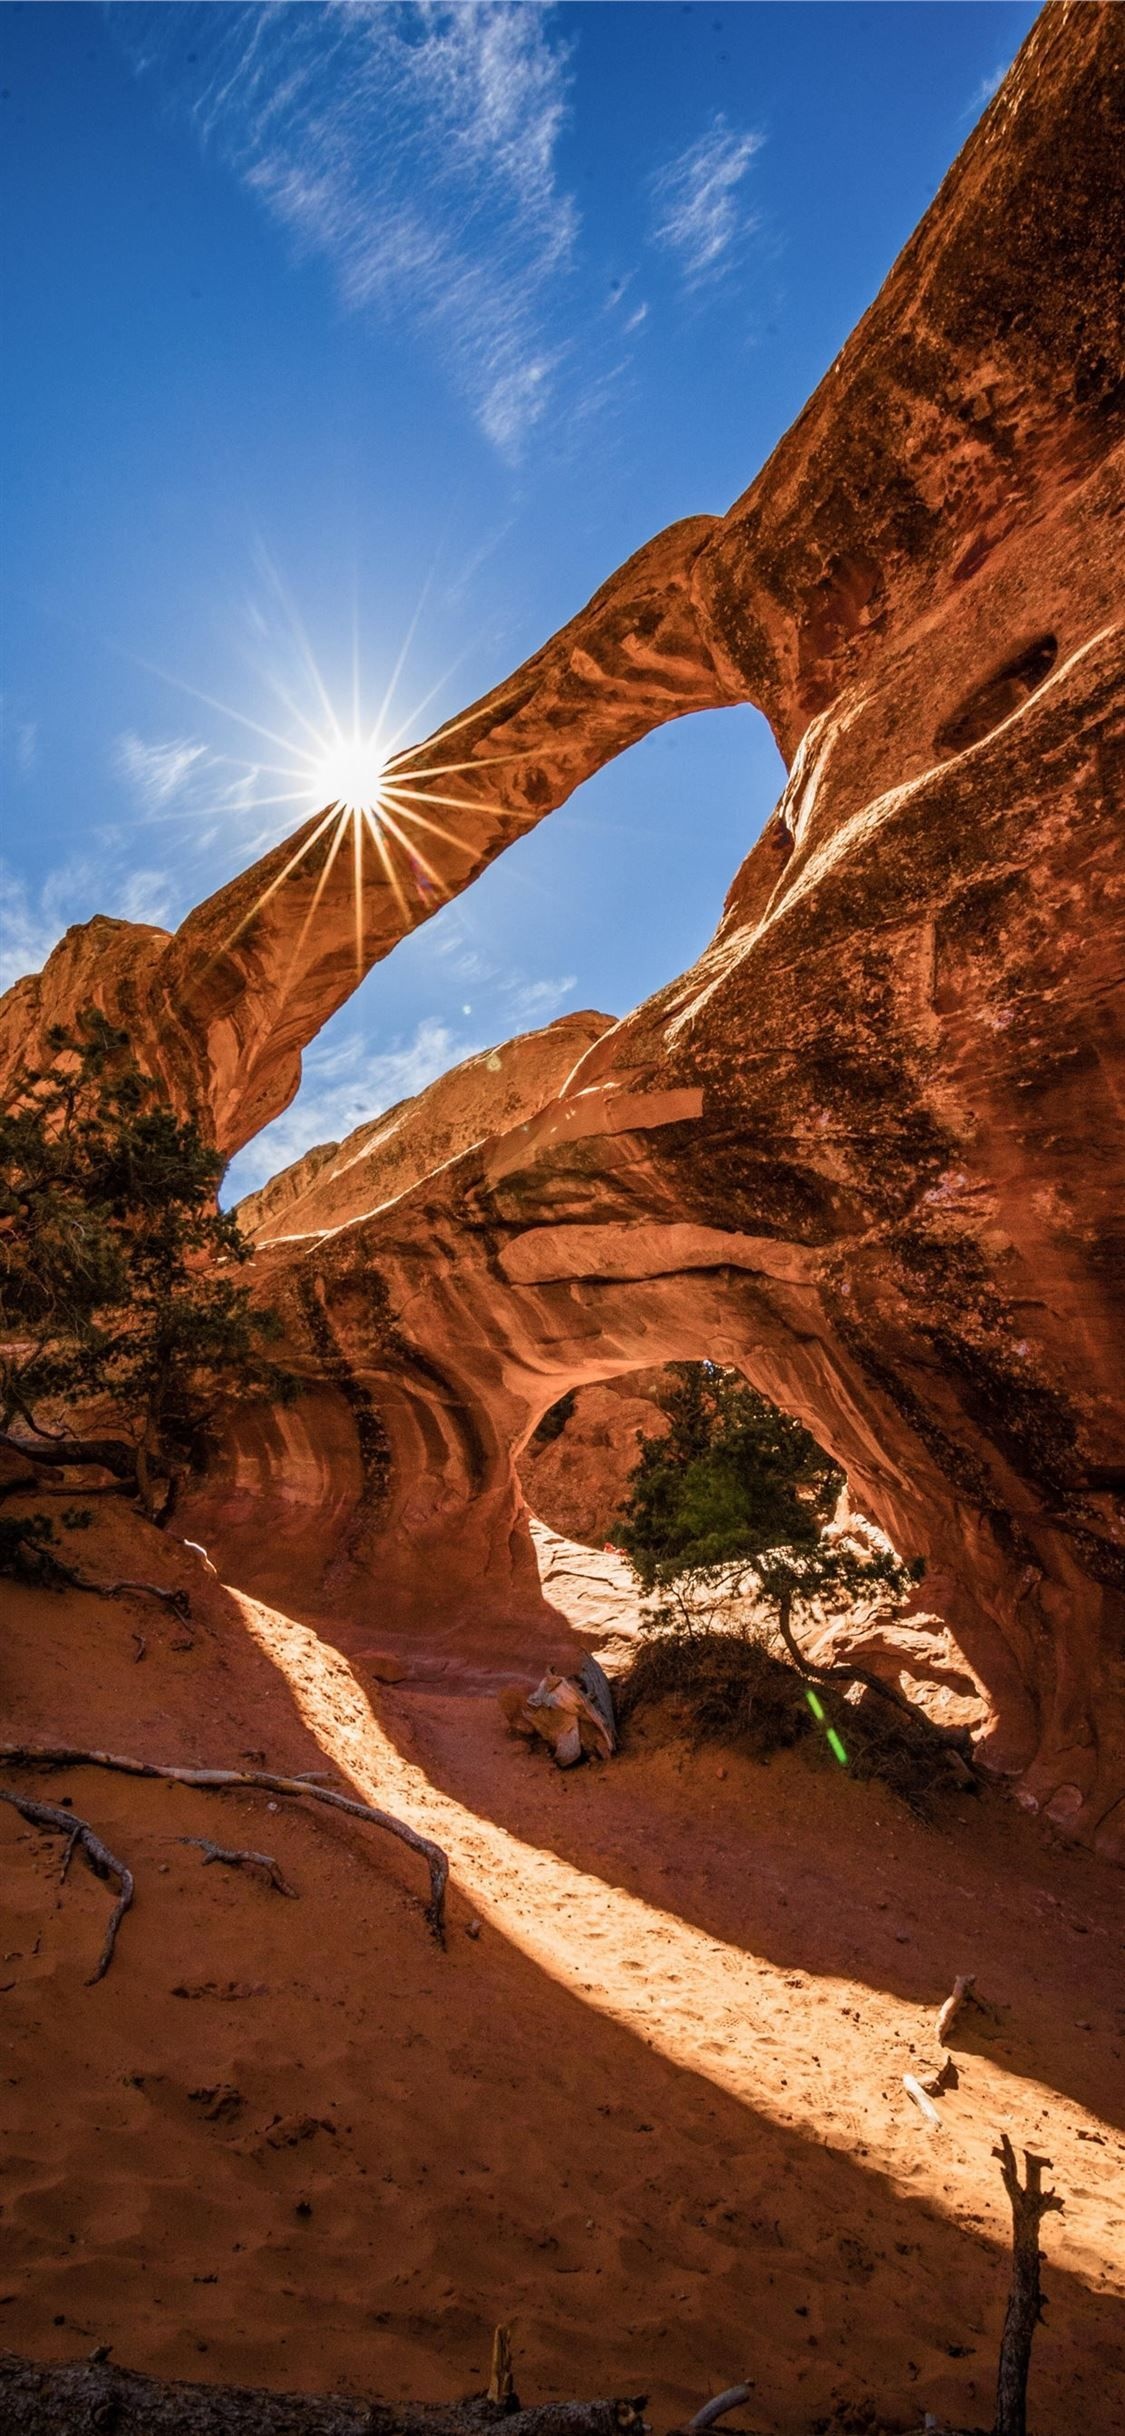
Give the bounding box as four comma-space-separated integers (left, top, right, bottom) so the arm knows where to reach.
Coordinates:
1, 0, 1037, 1197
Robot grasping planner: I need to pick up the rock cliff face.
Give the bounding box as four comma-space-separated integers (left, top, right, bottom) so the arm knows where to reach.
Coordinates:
4, 7, 1123, 1847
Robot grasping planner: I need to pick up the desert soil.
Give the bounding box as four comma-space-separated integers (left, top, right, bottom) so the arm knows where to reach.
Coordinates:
1, 1511, 1123, 2434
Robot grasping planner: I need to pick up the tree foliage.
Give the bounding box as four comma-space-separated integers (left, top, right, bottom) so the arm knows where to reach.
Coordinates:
612, 1362, 919, 1636
0, 1011, 294, 1528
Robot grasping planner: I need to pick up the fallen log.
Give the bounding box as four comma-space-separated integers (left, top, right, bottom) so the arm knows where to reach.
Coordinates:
0, 2353, 647, 2436
0, 1746, 448, 1943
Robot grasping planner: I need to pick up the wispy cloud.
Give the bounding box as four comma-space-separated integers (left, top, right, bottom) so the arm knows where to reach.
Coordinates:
965, 62, 1009, 119
0, 863, 85, 996
114, 869, 178, 928
224, 1012, 484, 1197
504, 973, 576, 1026
112, 725, 280, 861
1, 695, 39, 779
115, 2, 578, 457
650, 114, 762, 289
0, 856, 174, 995
114, 731, 210, 809
427, 910, 577, 1027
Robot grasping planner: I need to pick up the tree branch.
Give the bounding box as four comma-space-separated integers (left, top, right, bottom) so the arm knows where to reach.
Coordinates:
0, 1746, 448, 1943
178, 1836, 297, 1896
776, 1590, 923, 1723
0, 1429, 139, 1479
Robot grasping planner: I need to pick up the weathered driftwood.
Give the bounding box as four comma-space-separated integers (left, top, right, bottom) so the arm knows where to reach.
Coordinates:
902, 2072, 942, 2128
0, 1790, 133, 1982
684, 2386, 754, 2432
0, 2354, 647, 2436
993, 2133, 1064, 2436
937, 1971, 977, 2046
0, 1745, 448, 1942
178, 1836, 297, 1896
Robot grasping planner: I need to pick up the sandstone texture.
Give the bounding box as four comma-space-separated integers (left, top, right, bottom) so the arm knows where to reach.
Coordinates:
236, 1010, 612, 1246
4, 6, 1124, 1849
517, 1370, 670, 1548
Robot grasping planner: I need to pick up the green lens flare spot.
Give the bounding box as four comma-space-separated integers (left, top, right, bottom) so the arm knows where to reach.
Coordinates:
826, 1728, 849, 1767
805, 1689, 826, 1722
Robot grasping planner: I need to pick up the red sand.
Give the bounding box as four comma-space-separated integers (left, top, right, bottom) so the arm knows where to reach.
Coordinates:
1, 1513, 1123, 2432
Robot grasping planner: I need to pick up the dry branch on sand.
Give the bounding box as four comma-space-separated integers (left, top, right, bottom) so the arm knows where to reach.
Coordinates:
0, 1746, 449, 1942
177, 1836, 297, 1896
0, 2355, 648, 2436
0, 1788, 133, 1983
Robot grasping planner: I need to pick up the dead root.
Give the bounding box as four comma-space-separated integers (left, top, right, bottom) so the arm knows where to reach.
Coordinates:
0, 1745, 448, 1942
0, 1788, 133, 1983
178, 1836, 297, 1896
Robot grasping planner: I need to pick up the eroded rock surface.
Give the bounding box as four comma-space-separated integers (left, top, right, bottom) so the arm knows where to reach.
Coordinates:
517, 1371, 670, 1548
4, 7, 1124, 1847
237, 1010, 612, 1245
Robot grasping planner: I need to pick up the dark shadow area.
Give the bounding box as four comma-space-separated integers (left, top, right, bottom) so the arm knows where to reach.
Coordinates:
4, 1565, 1123, 2436
384, 1670, 1125, 2140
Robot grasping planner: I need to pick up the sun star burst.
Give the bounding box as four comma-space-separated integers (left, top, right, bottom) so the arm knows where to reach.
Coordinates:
313, 732, 388, 816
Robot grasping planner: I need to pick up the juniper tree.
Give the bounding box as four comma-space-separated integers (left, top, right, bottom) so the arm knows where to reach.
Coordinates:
0, 1010, 293, 1552
612, 1362, 920, 1658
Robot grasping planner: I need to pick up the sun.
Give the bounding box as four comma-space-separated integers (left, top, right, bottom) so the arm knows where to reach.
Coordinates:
312, 731, 388, 815
133, 559, 535, 988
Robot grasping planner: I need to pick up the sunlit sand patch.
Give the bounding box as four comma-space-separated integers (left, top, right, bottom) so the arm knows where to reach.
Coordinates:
231, 1586, 1121, 2299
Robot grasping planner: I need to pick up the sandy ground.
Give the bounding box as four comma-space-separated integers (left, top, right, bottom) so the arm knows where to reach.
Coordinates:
1, 1510, 1123, 2433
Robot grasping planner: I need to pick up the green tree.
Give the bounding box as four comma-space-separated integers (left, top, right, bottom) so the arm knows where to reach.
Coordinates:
0, 1010, 294, 1538
613, 1362, 920, 1664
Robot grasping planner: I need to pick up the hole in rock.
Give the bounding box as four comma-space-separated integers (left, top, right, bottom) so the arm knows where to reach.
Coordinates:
520, 1360, 859, 1562
934, 633, 1057, 756
519, 1365, 676, 1551
519, 1362, 987, 1747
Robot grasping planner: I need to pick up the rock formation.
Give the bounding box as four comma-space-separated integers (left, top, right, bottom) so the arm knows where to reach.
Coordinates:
517, 1372, 670, 1550
236, 1010, 613, 1246
3, 6, 1123, 1846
